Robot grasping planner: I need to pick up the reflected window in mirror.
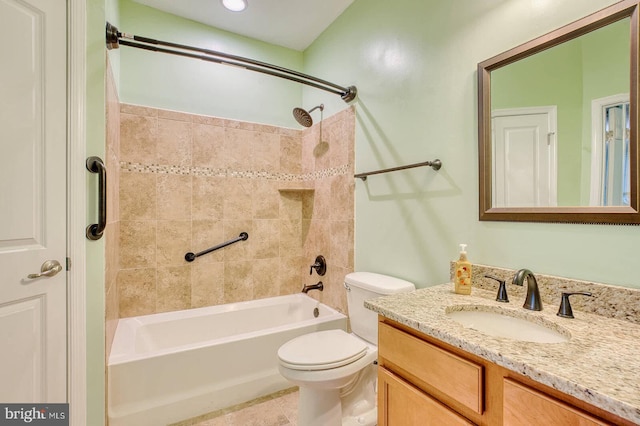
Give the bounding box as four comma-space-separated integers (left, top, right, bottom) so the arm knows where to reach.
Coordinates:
591, 97, 631, 206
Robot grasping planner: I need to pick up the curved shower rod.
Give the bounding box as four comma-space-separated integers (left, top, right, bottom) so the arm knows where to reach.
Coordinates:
105, 22, 357, 103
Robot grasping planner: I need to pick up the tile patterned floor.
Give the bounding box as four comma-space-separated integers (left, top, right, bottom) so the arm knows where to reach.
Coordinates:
171, 388, 299, 426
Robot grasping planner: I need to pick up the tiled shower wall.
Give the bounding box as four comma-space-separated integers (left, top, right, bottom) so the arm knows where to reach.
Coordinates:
113, 104, 355, 318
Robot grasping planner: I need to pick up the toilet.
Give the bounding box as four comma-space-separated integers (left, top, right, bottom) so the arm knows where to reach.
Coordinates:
277, 272, 415, 426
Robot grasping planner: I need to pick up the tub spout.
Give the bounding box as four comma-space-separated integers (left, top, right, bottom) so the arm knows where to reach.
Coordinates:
302, 281, 324, 293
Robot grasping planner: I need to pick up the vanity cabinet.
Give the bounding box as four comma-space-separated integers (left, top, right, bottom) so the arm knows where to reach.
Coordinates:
377, 318, 630, 426
378, 367, 473, 425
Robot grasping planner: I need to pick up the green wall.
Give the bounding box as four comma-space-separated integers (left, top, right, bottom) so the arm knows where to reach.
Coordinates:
87, 0, 108, 424
302, 0, 639, 289
117, 0, 304, 127
114, 0, 640, 292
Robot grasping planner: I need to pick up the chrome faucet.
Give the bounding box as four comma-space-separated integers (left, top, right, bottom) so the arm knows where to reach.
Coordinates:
512, 269, 542, 311
302, 281, 324, 294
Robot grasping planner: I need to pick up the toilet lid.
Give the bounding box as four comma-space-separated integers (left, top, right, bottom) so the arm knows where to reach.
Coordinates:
278, 329, 368, 371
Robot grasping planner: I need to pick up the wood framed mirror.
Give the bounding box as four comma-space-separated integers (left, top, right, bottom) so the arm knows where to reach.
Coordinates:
478, 0, 639, 224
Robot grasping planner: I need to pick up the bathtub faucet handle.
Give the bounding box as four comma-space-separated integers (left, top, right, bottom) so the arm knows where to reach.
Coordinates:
309, 255, 327, 276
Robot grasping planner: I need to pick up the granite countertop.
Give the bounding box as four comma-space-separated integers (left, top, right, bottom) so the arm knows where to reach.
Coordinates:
365, 283, 640, 424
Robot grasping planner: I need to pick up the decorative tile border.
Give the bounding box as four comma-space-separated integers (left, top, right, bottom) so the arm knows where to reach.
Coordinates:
120, 161, 352, 181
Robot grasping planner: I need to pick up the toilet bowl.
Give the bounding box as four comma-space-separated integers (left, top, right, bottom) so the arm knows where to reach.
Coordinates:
277, 272, 415, 426
278, 329, 378, 426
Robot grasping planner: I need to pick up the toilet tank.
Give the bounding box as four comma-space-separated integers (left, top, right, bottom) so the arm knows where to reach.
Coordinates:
345, 272, 415, 344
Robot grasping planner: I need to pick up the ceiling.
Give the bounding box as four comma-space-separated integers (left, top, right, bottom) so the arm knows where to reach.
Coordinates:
132, 0, 355, 51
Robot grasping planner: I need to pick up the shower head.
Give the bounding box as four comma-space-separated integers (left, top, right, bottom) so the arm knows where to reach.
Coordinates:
293, 104, 324, 127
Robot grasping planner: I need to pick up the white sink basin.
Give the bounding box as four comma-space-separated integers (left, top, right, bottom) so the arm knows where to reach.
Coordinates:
446, 307, 570, 343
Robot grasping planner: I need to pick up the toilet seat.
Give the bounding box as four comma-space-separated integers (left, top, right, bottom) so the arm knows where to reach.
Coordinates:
278, 329, 368, 371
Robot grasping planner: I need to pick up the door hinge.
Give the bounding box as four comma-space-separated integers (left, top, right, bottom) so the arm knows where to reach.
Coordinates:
66, 257, 72, 271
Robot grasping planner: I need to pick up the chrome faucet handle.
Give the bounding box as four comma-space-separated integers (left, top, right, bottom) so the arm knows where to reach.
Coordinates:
557, 292, 592, 319
485, 275, 509, 303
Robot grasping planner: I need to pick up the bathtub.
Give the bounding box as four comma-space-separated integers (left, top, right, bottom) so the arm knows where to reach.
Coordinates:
108, 293, 347, 426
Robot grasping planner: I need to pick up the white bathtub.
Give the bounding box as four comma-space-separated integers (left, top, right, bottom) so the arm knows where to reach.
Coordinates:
108, 293, 347, 426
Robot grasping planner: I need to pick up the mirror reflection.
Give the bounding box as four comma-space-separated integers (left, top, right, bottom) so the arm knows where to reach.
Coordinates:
490, 18, 630, 208
478, 0, 640, 224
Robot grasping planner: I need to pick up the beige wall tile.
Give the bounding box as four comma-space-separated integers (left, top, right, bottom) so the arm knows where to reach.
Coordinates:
280, 134, 302, 175
192, 123, 225, 169
279, 219, 302, 256
279, 256, 304, 295
304, 219, 331, 261
328, 118, 351, 168
156, 220, 191, 266
120, 103, 158, 117
312, 181, 332, 220
224, 127, 253, 170
117, 268, 157, 317
325, 266, 350, 315
157, 118, 192, 166
252, 219, 280, 259
252, 131, 280, 172
191, 262, 225, 308
252, 259, 281, 300
119, 221, 157, 269
192, 114, 225, 127
120, 113, 157, 164
330, 175, 355, 221
120, 172, 156, 221
223, 179, 254, 220
158, 108, 193, 122
253, 181, 279, 219
192, 176, 224, 220
157, 175, 192, 220
157, 265, 192, 313
330, 220, 354, 269
224, 261, 253, 303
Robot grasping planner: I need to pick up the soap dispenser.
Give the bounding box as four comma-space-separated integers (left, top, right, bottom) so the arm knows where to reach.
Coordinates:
454, 244, 472, 295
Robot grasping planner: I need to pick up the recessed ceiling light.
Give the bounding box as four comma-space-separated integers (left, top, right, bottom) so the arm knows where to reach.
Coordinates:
221, 0, 247, 12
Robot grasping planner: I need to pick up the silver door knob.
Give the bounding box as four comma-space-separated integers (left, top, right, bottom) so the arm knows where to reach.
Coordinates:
27, 260, 63, 279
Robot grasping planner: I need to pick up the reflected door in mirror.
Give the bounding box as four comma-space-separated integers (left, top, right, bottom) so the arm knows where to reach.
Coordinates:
493, 107, 557, 207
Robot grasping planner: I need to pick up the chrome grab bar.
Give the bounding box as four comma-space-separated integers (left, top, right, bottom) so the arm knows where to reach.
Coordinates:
185, 232, 249, 262
86, 156, 107, 241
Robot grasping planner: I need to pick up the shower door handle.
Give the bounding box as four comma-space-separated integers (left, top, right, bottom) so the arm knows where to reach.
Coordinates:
86, 156, 107, 240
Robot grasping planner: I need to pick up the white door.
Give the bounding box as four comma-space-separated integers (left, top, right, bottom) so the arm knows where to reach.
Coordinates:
492, 107, 557, 207
0, 0, 67, 402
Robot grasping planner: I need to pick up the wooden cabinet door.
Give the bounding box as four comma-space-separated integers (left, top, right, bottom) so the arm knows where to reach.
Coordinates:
378, 367, 474, 426
379, 321, 483, 414
503, 379, 613, 426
